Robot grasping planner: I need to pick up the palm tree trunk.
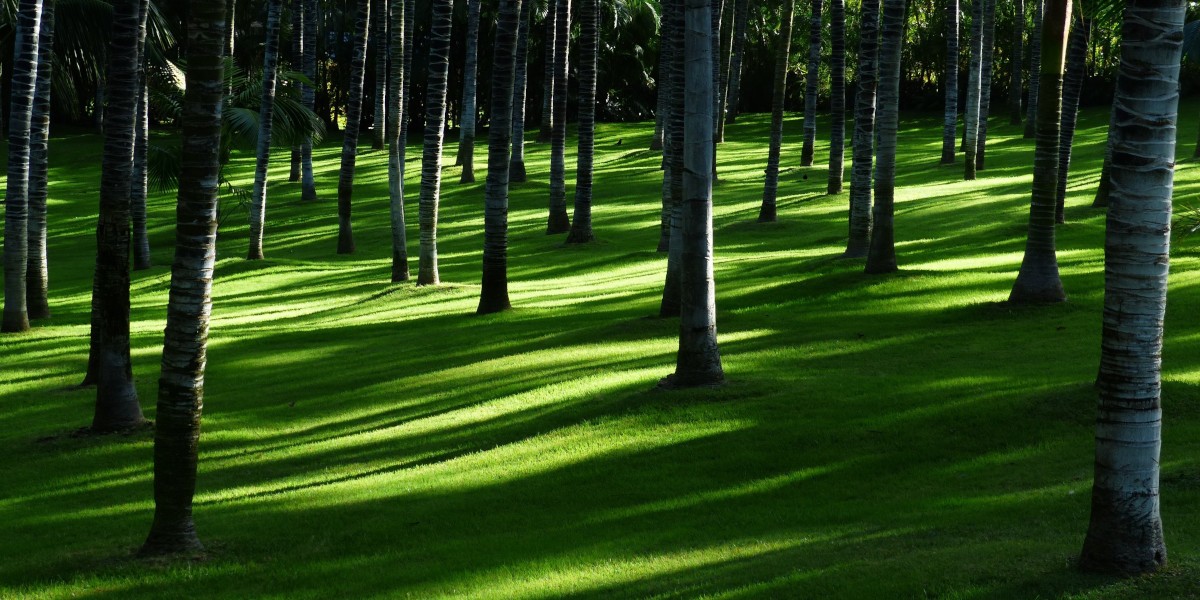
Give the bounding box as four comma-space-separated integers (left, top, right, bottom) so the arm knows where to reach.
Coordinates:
864, 0, 906, 274
537, 3, 556, 143
1053, 15, 1089, 224
289, 0, 303, 182
546, 0, 572, 234
1092, 104, 1116, 208
25, 0, 53, 320
1008, 0, 1023, 124
974, 0, 995, 171
1024, 0, 1042, 138
800, 0, 822, 167
715, 0, 733, 143
418, 0, 455, 285
758, 0, 796, 223
1079, 0, 1182, 574
479, 0, 524, 314
659, 0, 685, 318
657, 0, 679, 252
709, 0, 723, 179
963, 0, 982, 179
131, 0, 151, 271
566, 0, 598, 244
248, 0, 284, 260
388, 0, 408, 282
940, 0, 958, 163
845, 0, 878, 258
300, 0, 319, 201
336, 0, 371, 254
138, 0, 226, 557
651, 14, 671, 152
1008, 0, 1069, 304
456, 0, 482, 182
724, 0, 748, 124
509, 0, 532, 182
2, 0, 42, 334
668, 0, 724, 388
826, 0, 845, 194
91, 0, 147, 431
372, 0, 388, 150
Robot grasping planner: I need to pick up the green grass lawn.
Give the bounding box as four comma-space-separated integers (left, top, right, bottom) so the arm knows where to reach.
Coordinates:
1, 104, 1199, 599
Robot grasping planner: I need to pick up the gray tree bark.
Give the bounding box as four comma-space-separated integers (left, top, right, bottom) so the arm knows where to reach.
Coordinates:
845, 0, 878, 258
336, 0, 372, 254
758, 0, 796, 223
826, 0, 845, 194
799, 0, 822, 167
545, 0, 572, 234
25, 0, 53, 319
248, 0, 284, 260
418, 0, 456, 284
456, 0, 481, 182
566, 0, 598, 243
509, 0, 532, 182
864, 0, 907, 274
388, 0, 409, 281
940, 0, 959, 163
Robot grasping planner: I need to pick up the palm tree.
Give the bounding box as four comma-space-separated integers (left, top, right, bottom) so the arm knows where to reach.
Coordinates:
2, 0, 43, 334
289, 0, 303, 182
546, 0, 572, 234
863, 0, 907, 274
658, 0, 684, 317
25, 0, 53, 320
666, 0, 723, 388
566, 0, 598, 243
1053, 14, 1089, 224
479, 0, 524, 314
509, 0, 533, 182
388, 0, 408, 281
1008, 0, 1023, 124
826, 0, 845, 194
940, 0, 958, 164
758, 0, 796, 223
845, 0, 878, 258
715, 0, 733, 142
1079, 0, 1182, 574
650, 10, 671, 152
139, 0, 226, 557
131, 0, 152, 271
336, 0, 371, 255
974, 0, 995, 170
1024, 0, 1042, 138
300, 0, 318, 201
248, 0, 285, 261
418, 0, 455, 285
1008, 0, 1069, 304
799, 0, 822, 167
91, 0, 147, 431
1092, 105, 1116, 208
656, 0, 679, 251
456, 0, 482, 182
708, 0, 723, 178
372, 0, 388, 151
723, 0, 748, 124
962, 0, 983, 179
538, 3, 556, 143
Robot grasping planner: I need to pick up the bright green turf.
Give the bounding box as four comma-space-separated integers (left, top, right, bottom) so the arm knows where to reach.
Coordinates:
1, 104, 1198, 599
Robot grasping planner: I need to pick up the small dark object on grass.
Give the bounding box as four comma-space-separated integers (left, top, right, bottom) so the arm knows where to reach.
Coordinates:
616, 139, 623, 146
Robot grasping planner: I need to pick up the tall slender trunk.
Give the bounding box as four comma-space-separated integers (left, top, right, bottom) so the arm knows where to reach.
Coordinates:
940, 0, 958, 163
418, 0, 455, 285
289, 0, 303, 182
668, 0, 724, 388
90, 0, 147, 431
651, 11, 671, 152
1054, 15, 1089, 224
509, 0, 532, 182
1092, 104, 1116, 208
2, 0, 42, 334
1008, 0, 1069, 304
974, 0, 995, 170
479, 0, 523, 314
715, 0, 733, 143
300, 0, 318, 201
799, 0, 822, 167
709, 0, 722, 179
372, 0, 388, 150
226, 0, 236, 97
1079, 0, 1182, 574
1008, 0, 1023, 124
25, 0, 53, 320
723, 0, 748, 124
963, 0, 983, 179
845, 0, 878, 258
456, 0, 481, 181
864, 0, 905, 274
138, 0, 226, 557
1024, 0, 1042, 138
537, 3, 556, 143
546, 0, 572, 234
248, 0, 284, 260
566, 0, 598, 243
659, 0, 685, 317
131, 0, 151, 270
657, 0, 679, 252
826, 0, 845, 194
388, 0, 408, 281
758, 0, 796, 223
336, 0, 371, 254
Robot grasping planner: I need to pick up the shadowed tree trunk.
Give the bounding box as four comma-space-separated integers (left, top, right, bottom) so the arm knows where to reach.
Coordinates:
1008, 0, 1023, 124
456, 0, 481, 182
289, 0, 303, 182
963, 0, 983, 179
1054, 15, 1089, 224
546, 0, 572, 234
659, 0, 684, 317
388, 0, 408, 281
131, 0, 151, 270
336, 0, 371, 254
656, 0, 680, 252
940, 0, 958, 163
974, 0, 995, 170
418, 0, 455, 285
651, 9, 671, 152
248, 0, 284, 260
1079, 0, 1182, 574
300, 0, 318, 201
864, 0, 906, 274
1024, 0, 1042, 138
758, 0, 796, 223
25, 0, 53, 320
91, 0, 147, 431
845, 0, 878, 258
566, 0, 598, 243
826, 0, 845, 194
709, 0, 722, 179
723, 0, 748, 124
537, 3, 556, 143
1092, 104, 1116, 208
800, 0, 822, 167
372, 0, 388, 150
138, 0, 225, 557
715, 0, 733, 142
509, 0, 532, 182
478, 0, 523, 314
2, 0, 42, 334
1009, 0, 1069, 304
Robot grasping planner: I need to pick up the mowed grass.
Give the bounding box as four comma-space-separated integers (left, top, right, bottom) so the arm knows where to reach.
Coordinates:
1, 102, 1199, 599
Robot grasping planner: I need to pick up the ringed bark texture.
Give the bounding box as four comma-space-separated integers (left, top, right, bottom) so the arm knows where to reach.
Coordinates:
975, 0, 996, 171
546, 0, 572, 234
758, 0, 796, 223
248, 0, 284, 260
845, 0, 878, 258
826, 0, 845, 194
1008, 0, 1023, 125
537, 3, 556, 143
509, 0, 532, 182
962, 0, 983, 180
300, 0, 319, 201
336, 0, 372, 254
418, 0, 455, 285
864, 0, 906, 274
1053, 16, 1089, 224
799, 0, 822, 167
456, 0, 481, 182
566, 0, 598, 244
1024, 0, 1042, 138
387, 0, 408, 281
940, 0, 958, 164
658, 0, 685, 318
25, 0, 53, 319
372, 0, 388, 150
131, 0, 151, 270
723, 0, 748, 124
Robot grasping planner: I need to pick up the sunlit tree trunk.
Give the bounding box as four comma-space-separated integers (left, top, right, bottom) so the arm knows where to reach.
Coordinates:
372, 0, 388, 150
418, 0, 455, 284
864, 0, 906, 274
657, 0, 679, 252
25, 0, 53, 320
1079, 0, 1182, 574
131, 0, 152, 270
826, 0, 845, 194
1008, 0, 1023, 124
974, 0, 995, 170
509, 0, 532, 182
566, 0, 598, 243
845, 0, 878, 258
963, 0, 982, 179
138, 0, 225, 556
1024, 0, 1042, 138
336, 0, 371, 254
456, 0, 481, 182
248, 0, 284, 260
388, 0, 408, 281
546, 0, 572, 234
723, 0, 748, 124
799, 0, 822, 167
1008, 0, 1069, 304
940, 0, 958, 163
537, 3, 556, 143
1054, 15, 1089, 224
758, 0, 796, 223
300, 0, 319, 201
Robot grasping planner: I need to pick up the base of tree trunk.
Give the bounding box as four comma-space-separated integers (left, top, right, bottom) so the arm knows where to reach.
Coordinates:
391, 253, 409, 283
725, 112, 738, 124
2, 312, 31, 333
864, 254, 897, 274
840, 244, 868, 259
565, 227, 594, 244
26, 301, 50, 321
247, 249, 264, 260
657, 372, 724, 390
476, 292, 511, 315
460, 168, 475, 184
133, 258, 153, 271
301, 187, 318, 202
757, 204, 777, 223
536, 129, 552, 143
649, 139, 663, 151
827, 181, 843, 195
510, 160, 527, 182
1008, 277, 1066, 304
1080, 496, 1167, 576
940, 151, 954, 164
657, 234, 670, 253
545, 211, 571, 234
139, 523, 205, 559
337, 228, 355, 254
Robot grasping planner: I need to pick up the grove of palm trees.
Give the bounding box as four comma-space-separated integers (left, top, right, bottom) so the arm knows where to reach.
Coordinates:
1, 0, 1198, 596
